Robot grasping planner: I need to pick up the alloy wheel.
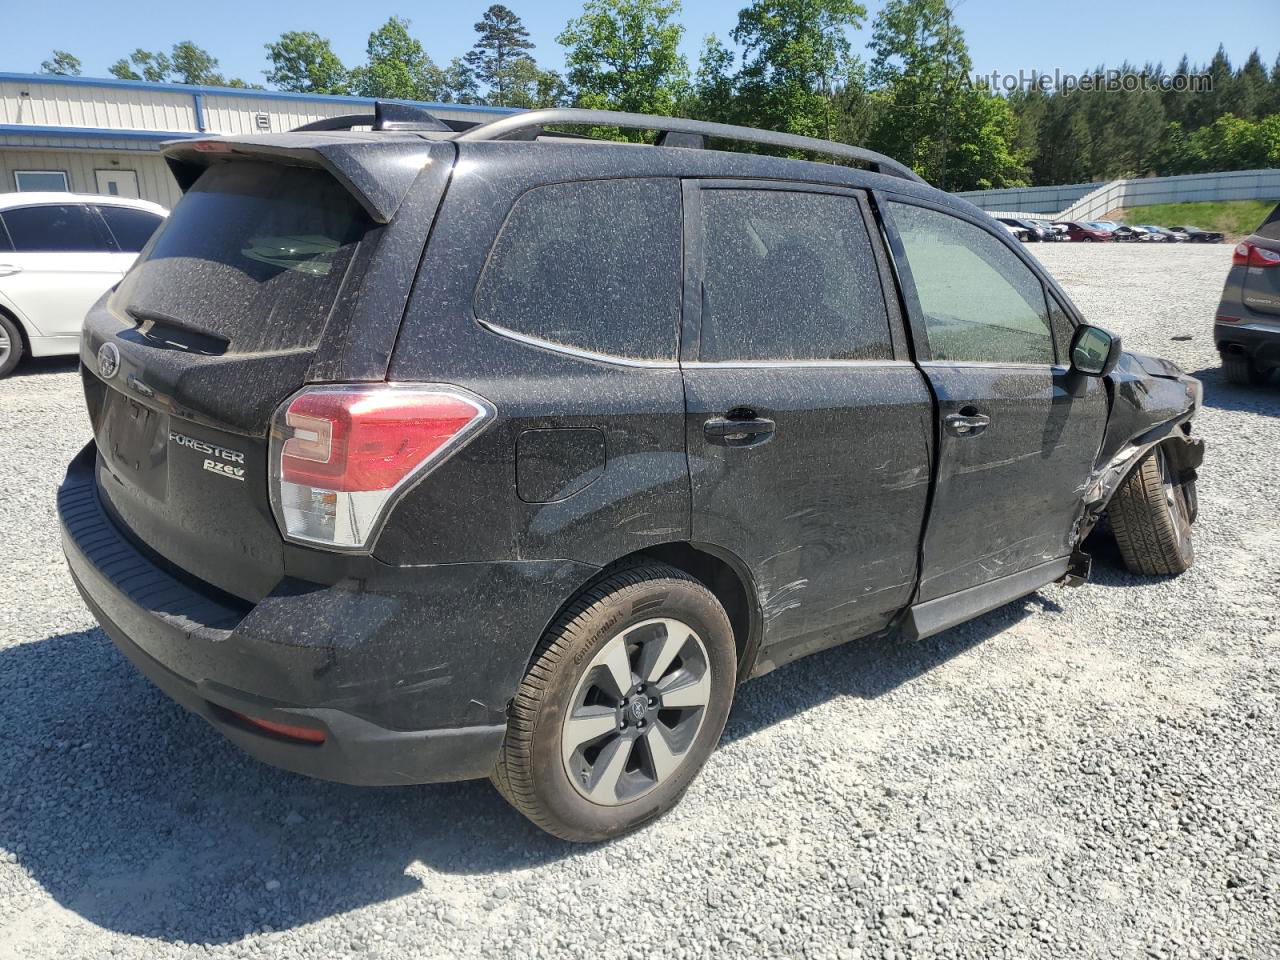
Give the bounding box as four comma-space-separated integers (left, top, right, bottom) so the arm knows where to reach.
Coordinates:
561, 618, 712, 806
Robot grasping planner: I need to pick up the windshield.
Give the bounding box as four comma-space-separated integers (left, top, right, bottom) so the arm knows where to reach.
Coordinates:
112, 161, 371, 354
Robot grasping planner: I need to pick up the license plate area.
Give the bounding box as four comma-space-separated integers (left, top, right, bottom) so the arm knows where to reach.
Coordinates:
99, 388, 169, 501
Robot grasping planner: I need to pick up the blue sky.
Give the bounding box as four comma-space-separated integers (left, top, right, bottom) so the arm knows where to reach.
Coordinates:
3, 0, 1276, 87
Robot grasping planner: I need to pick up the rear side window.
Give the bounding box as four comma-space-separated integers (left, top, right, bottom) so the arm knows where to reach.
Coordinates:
890, 202, 1053, 365
697, 189, 892, 362
113, 161, 370, 354
475, 178, 682, 360
1, 204, 108, 252
97, 205, 164, 253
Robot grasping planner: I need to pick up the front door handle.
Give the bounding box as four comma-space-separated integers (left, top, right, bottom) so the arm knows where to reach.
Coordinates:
704, 415, 775, 447
0, 264, 22, 277
944, 412, 991, 437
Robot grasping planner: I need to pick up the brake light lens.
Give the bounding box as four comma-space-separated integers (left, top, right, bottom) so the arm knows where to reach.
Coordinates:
270, 384, 493, 550
1234, 241, 1280, 268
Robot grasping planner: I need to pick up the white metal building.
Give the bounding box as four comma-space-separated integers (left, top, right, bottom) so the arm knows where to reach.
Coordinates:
0, 72, 515, 209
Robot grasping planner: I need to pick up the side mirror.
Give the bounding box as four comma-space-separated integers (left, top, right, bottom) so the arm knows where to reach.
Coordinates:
1070, 324, 1122, 377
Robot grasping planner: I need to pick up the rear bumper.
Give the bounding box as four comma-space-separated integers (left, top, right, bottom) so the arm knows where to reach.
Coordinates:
59, 443, 596, 785
1215, 320, 1280, 369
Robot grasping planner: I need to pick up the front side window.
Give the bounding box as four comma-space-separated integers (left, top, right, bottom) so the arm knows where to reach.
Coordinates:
697, 189, 892, 362
891, 202, 1053, 365
1048, 296, 1076, 365
475, 178, 682, 361
1, 204, 108, 253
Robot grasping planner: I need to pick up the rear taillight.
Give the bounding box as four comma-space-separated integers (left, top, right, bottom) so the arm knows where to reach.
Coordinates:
1234, 241, 1280, 268
269, 384, 493, 551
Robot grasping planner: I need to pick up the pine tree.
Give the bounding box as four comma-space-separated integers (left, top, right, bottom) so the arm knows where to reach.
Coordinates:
465, 5, 536, 107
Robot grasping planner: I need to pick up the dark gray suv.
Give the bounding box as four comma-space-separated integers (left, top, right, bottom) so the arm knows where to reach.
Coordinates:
59, 105, 1204, 841
1215, 203, 1280, 385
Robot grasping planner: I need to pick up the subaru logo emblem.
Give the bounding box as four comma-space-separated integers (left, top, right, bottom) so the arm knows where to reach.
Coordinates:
97, 342, 120, 380
629, 700, 646, 721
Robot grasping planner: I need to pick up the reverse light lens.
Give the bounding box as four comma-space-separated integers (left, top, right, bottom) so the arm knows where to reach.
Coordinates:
270, 384, 493, 550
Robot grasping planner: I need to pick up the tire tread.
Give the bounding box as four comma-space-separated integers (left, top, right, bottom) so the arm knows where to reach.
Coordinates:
1108, 448, 1193, 576
492, 562, 719, 840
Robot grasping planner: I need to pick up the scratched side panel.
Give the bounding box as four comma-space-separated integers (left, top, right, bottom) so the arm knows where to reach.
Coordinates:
684, 364, 934, 647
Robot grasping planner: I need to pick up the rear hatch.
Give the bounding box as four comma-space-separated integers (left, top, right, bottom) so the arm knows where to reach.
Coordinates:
1241, 203, 1280, 319
81, 136, 453, 602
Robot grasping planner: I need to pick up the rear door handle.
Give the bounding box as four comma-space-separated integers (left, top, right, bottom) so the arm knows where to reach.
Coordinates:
944, 412, 991, 437
704, 415, 775, 447
0, 264, 21, 277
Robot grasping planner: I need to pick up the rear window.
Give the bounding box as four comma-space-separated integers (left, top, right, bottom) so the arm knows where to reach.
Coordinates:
1256, 202, 1280, 242
112, 161, 370, 353
97, 205, 164, 253
474, 178, 682, 361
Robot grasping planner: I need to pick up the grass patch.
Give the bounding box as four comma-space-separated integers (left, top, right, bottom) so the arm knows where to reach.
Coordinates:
1113, 199, 1279, 238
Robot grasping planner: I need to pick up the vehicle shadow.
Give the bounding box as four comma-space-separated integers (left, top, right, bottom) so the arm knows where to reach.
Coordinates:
0, 592, 1053, 945
11, 356, 79, 378
1188, 365, 1279, 417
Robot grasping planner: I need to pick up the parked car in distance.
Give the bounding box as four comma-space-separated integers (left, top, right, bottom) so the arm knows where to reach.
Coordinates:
1054, 220, 1114, 242
1214, 202, 1280, 385
1141, 225, 1189, 243
58, 104, 1205, 842
1168, 225, 1224, 244
0, 194, 167, 377
999, 221, 1031, 242
1111, 225, 1144, 242
996, 216, 1053, 242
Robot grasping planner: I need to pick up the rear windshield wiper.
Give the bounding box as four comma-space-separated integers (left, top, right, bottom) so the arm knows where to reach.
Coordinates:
125, 307, 231, 354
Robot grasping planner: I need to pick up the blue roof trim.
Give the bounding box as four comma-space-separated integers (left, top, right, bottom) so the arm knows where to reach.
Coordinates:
0, 124, 200, 141
0, 72, 517, 115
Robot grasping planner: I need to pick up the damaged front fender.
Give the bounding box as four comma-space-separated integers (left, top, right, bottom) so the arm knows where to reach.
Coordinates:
1076, 351, 1204, 538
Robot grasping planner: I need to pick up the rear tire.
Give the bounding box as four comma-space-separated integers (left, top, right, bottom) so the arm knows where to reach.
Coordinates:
1108, 446, 1195, 576
1222, 352, 1270, 386
0, 312, 22, 378
492, 563, 736, 842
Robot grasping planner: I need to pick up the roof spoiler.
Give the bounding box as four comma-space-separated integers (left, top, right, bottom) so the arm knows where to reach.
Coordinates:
160, 132, 446, 224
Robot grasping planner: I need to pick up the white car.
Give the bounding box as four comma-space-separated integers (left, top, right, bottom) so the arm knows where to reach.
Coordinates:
0, 194, 167, 377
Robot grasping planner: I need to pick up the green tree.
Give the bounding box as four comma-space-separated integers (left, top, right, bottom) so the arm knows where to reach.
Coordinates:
558, 0, 690, 123
465, 4, 537, 106
1236, 49, 1270, 121
265, 31, 349, 94
39, 50, 81, 76
171, 41, 224, 85
500, 58, 572, 108
109, 48, 171, 83
689, 34, 737, 122
1269, 53, 1280, 116
866, 0, 1024, 188
443, 57, 482, 103
731, 0, 867, 141
351, 17, 447, 101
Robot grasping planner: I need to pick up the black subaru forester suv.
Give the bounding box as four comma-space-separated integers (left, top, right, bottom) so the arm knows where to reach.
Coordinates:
59, 105, 1204, 842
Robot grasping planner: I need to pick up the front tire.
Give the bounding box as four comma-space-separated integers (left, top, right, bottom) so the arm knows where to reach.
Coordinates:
492, 563, 737, 842
1108, 446, 1195, 576
0, 312, 22, 378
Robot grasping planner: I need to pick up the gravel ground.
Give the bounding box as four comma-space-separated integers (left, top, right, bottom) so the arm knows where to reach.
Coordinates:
1, 243, 1277, 960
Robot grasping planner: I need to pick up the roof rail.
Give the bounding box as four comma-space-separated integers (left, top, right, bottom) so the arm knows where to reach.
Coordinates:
454, 108, 924, 183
